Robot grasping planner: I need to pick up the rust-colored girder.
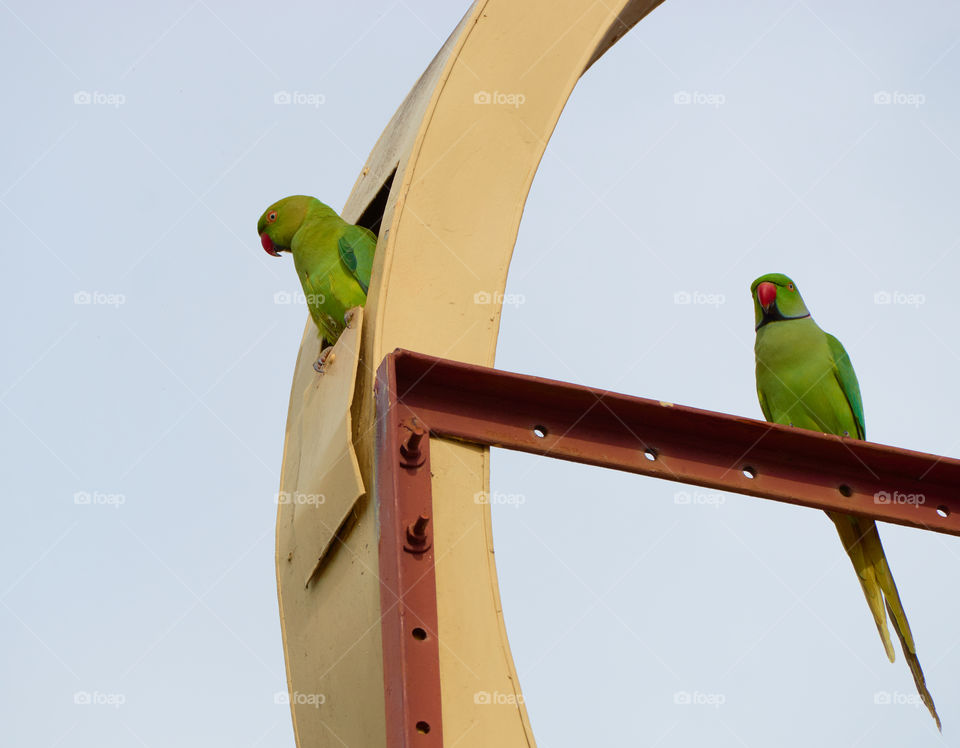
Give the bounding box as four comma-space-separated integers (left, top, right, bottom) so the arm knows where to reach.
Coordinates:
376, 359, 444, 748
375, 348, 960, 747
383, 348, 960, 536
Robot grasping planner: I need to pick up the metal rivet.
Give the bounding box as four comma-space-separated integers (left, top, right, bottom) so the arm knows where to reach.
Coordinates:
404, 514, 432, 553
399, 417, 427, 468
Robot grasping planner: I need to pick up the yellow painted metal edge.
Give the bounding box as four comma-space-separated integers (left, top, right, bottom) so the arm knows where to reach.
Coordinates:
275, 310, 371, 746
276, 2, 666, 745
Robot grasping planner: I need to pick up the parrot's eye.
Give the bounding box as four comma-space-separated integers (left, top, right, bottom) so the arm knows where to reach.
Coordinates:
787, 283, 794, 291
268, 211, 278, 222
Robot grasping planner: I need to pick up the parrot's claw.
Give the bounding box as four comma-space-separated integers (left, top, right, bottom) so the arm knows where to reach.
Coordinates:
343, 308, 359, 329
314, 347, 336, 374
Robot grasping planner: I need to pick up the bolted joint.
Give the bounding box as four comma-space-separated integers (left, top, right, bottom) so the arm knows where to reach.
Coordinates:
399, 417, 427, 468
403, 514, 432, 553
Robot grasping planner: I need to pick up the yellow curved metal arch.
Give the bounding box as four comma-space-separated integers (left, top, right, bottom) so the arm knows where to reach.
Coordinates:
276, 1, 665, 745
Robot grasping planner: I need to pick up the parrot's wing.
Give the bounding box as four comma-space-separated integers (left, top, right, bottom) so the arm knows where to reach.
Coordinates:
826, 333, 865, 439
338, 226, 376, 295
756, 383, 773, 422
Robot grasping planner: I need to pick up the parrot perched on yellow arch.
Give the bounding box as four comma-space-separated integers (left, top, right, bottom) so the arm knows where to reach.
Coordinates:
751, 272, 940, 730
258, 195, 376, 372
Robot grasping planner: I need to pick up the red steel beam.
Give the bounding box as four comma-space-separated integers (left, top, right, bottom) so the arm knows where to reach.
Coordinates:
375, 348, 960, 746
384, 348, 960, 536
376, 353, 444, 748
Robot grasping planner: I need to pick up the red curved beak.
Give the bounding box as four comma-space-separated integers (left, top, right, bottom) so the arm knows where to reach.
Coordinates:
757, 282, 777, 311
261, 232, 281, 257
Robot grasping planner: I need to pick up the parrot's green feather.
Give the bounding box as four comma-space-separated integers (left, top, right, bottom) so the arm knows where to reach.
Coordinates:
826, 333, 865, 439
338, 236, 358, 273
751, 273, 940, 730
756, 386, 773, 423
258, 196, 377, 346
826, 511, 895, 662
337, 226, 375, 295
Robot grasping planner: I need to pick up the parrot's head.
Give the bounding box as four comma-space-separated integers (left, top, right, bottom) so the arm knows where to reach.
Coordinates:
750, 273, 811, 331
257, 196, 314, 257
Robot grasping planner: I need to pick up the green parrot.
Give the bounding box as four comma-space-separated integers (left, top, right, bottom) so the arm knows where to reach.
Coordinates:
751, 272, 940, 729
258, 195, 376, 372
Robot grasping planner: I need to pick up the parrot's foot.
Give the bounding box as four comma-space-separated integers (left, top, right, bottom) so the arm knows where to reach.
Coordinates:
343, 307, 360, 329
314, 347, 336, 374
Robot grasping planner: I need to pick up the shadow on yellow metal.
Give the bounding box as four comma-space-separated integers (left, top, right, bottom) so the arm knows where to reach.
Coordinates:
276, 1, 665, 745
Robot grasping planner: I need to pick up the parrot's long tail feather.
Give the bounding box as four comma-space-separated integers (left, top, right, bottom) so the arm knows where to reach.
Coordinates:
886, 598, 941, 731
828, 512, 895, 661
828, 512, 941, 730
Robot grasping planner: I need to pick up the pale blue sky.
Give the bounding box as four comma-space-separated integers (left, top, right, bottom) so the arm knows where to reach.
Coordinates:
3, 1, 959, 746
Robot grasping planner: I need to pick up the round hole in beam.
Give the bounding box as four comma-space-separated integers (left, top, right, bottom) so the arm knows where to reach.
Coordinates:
742, 466, 756, 480
416, 721, 431, 734
412, 627, 427, 641
937, 506, 949, 518
643, 448, 657, 461
533, 425, 548, 439
838, 484, 852, 497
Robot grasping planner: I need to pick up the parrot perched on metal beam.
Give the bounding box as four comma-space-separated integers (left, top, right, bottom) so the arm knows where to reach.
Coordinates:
751, 272, 940, 730
258, 195, 376, 372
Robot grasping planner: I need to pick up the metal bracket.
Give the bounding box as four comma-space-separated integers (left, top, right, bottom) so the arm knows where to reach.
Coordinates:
375, 348, 960, 747
376, 374, 443, 748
